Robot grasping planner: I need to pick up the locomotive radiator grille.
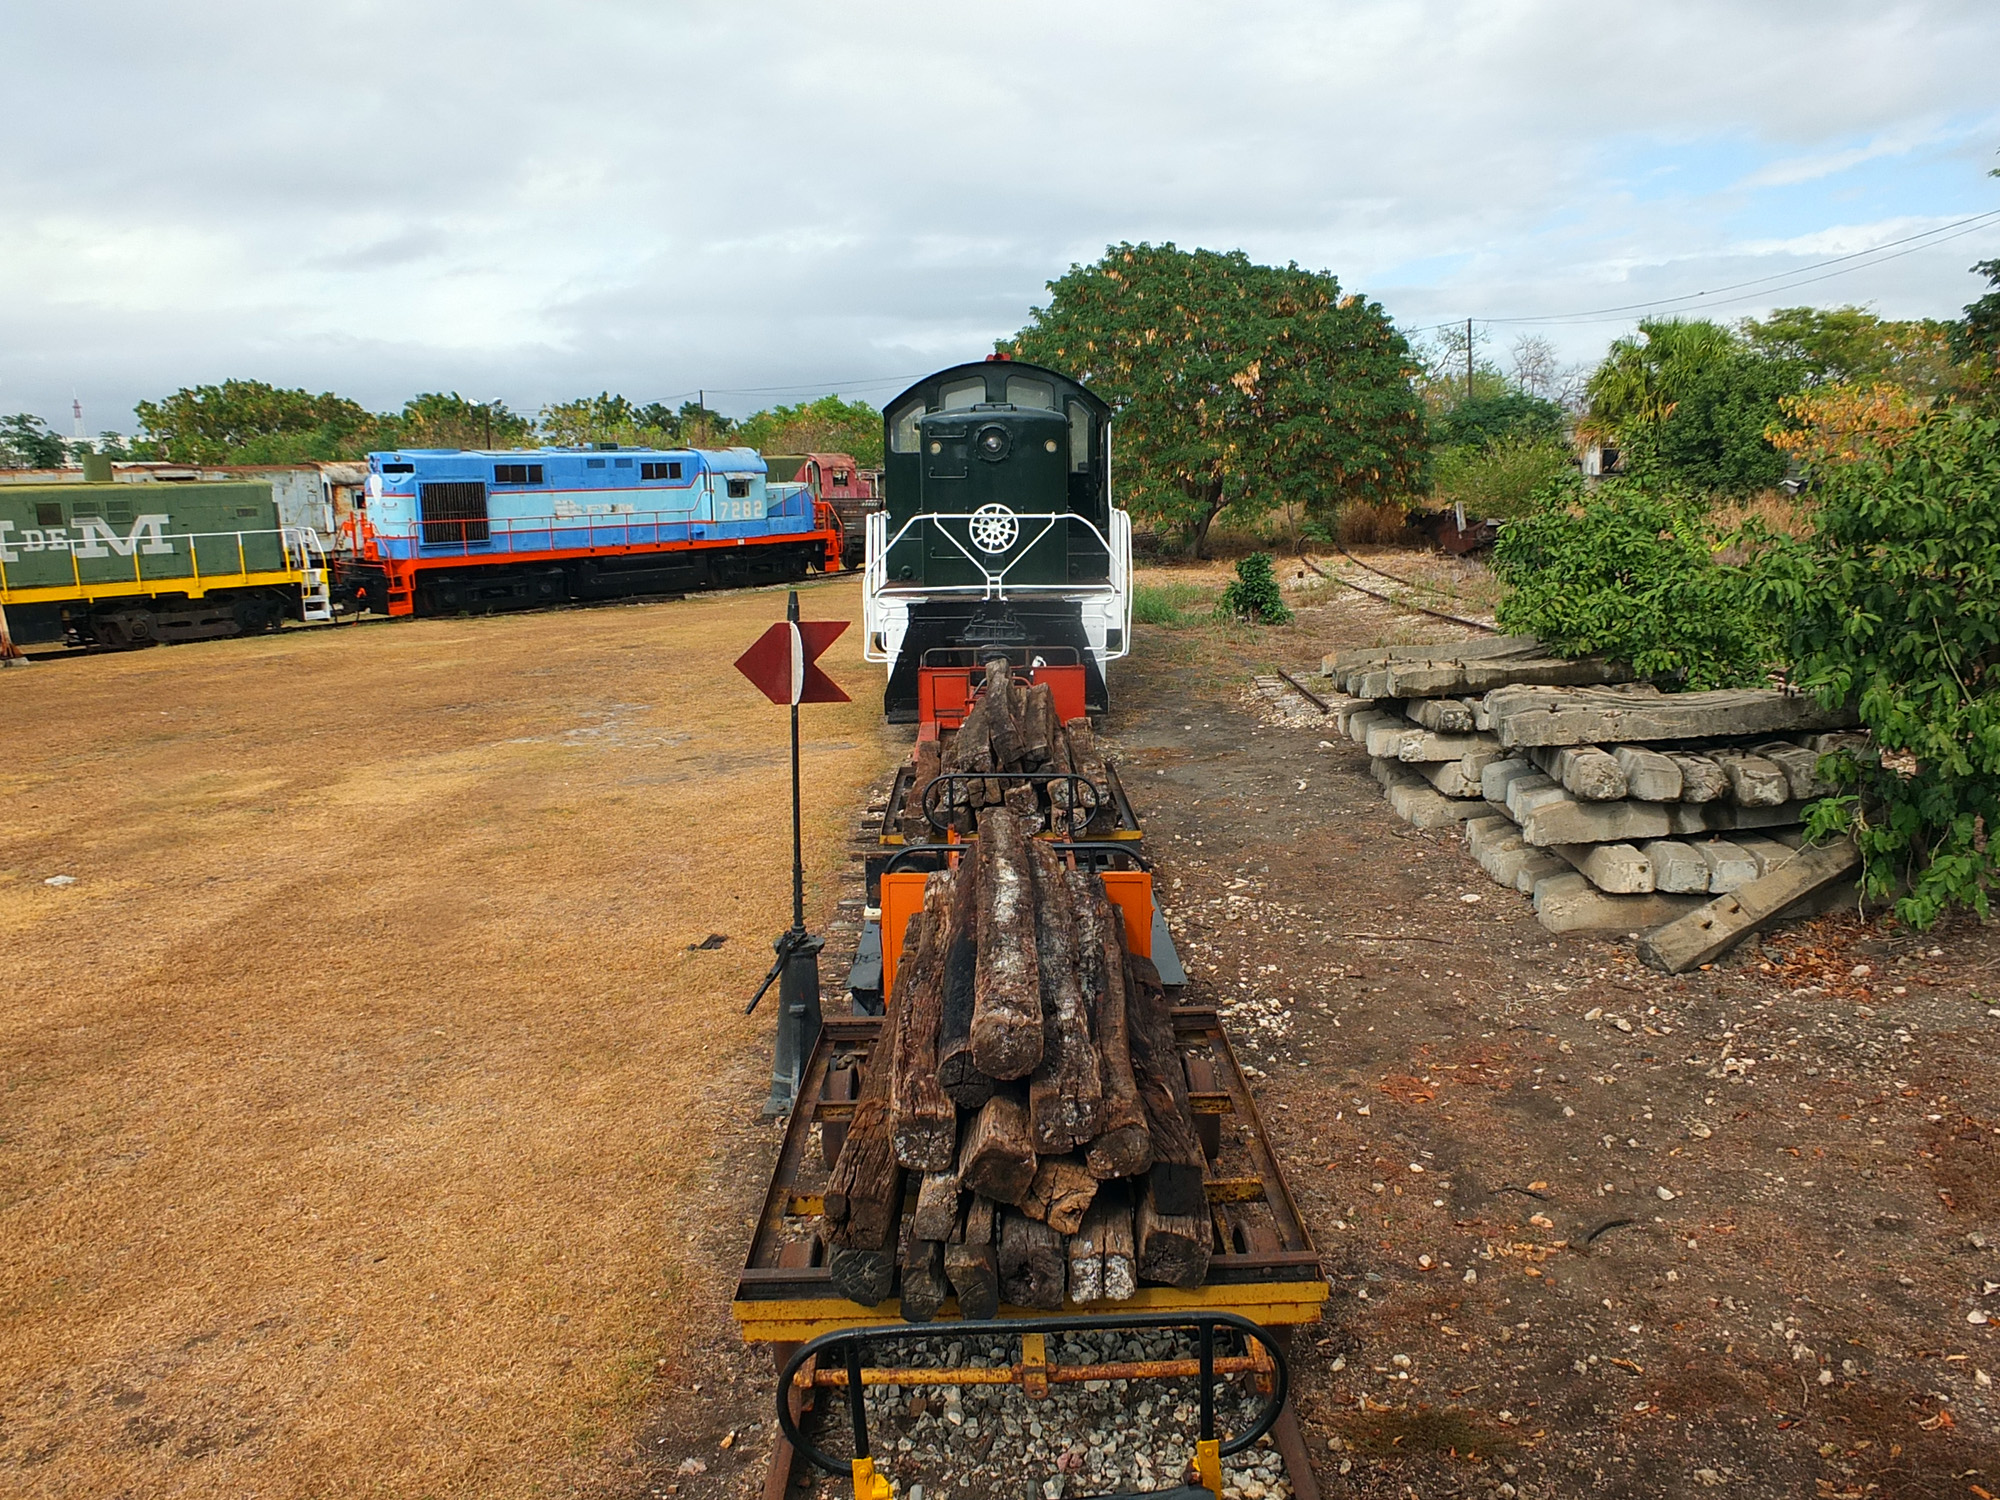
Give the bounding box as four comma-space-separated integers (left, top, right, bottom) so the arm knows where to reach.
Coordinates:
419, 481, 490, 547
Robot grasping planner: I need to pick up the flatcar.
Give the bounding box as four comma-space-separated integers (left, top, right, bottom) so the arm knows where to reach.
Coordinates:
0, 472, 331, 646
336, 445, 841, 617
863, 358, 1130, 722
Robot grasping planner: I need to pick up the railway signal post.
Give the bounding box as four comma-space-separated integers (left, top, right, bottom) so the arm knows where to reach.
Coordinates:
735, 591, 850, 1116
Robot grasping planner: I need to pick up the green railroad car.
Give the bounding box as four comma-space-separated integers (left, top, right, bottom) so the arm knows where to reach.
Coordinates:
0, 479, 329, 647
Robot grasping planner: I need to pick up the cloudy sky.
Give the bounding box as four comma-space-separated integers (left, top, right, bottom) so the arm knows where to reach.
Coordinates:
3, 0, 1996, 434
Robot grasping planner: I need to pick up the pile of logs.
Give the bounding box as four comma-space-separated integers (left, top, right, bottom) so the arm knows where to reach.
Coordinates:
900, 659, 1116, 841
823, 804, 1208, 1319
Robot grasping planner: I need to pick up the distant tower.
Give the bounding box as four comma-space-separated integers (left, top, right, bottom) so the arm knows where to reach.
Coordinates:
72, 397, 84, 442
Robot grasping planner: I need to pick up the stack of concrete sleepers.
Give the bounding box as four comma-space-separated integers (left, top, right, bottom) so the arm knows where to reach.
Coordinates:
1326, 641, 1862, 934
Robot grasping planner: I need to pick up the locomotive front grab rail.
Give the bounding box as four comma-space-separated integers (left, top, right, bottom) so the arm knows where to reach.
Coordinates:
860, 507, 1132, 665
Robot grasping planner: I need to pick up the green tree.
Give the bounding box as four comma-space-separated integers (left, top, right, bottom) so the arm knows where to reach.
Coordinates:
397, 392, 534, 449
735, 394, 883, 467
1584, 319, 1800, 495
1750, 410, 2000, 928
1004, 243, 1426, 555
1431, 389, 1565, 448
0, 414, 69, 468
1630, 348, 1800, 494
132, 379, 387, 462
544, 396, 737, 448
1953, 258, 2000, 365
1742, 305, 1958, 392
537, 392, 662, 447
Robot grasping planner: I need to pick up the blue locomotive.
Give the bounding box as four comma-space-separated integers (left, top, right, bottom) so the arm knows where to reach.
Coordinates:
336, 445, 840, 616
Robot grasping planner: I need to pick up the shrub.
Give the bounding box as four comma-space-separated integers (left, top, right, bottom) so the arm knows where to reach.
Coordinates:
1750, 409, 2000, 928
1491, 477, 1774, 688
1215, 552, 1292, 625
1430, 434, 1575, 521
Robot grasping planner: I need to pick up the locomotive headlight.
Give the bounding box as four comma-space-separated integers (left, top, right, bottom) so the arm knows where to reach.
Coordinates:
1045, 439, 1058, 452
929, 441, 941, 455
974, 424, 1011, 463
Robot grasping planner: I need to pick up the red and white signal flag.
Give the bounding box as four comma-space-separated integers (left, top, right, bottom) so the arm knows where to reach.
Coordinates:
734, 618, 850, 706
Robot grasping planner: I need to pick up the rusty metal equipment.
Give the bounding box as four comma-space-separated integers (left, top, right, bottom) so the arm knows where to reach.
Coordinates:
776, 1312, 1291, 1500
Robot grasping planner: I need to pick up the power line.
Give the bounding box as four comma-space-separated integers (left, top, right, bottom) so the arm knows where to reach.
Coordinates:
1487, 211, 2000, 325
1403, 207, 2000, 338
663, 371, 931, 404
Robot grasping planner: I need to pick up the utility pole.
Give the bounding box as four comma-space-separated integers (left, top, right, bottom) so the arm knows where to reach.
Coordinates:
1465, 318, 1474, 401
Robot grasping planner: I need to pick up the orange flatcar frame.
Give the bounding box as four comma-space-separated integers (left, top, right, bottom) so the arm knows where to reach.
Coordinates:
877, 863, 1152, 995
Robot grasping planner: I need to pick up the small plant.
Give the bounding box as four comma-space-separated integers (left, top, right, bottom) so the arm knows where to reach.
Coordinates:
1216, 552, 1292, 625
1132, 581, 1213, 628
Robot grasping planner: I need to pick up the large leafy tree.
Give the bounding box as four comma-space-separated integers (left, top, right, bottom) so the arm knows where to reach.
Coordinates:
1742, 304, 1958, 392
537, 392, 663, 447
398, 392, 534, 449
1584, 318, 1800, 495
1431, 389, 1565, 448
735, 394, 883, 468
133, 379, 384, 462
1004, 243, 1426, 554
0, 414, 69, 468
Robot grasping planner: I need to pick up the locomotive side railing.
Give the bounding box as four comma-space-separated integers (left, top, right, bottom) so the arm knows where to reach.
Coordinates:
354, 499, 823, 558
0, 523, 325, 603
861, 507, 1131, 664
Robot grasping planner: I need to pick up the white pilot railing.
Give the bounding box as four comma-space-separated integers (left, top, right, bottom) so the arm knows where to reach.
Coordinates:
861, 507, 1131, 664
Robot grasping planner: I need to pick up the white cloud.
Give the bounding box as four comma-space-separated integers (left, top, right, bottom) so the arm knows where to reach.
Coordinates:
1, 0, 1997, 428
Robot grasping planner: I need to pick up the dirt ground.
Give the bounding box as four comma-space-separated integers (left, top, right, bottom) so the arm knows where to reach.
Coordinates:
0, 578, 894, 1497
6, 558, 1997, 1500
1112, 558, 2000, 1499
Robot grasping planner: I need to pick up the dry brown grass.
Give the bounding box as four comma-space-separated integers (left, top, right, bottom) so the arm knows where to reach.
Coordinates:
0, 580, 893, 1496
1332, 500, 1418, 547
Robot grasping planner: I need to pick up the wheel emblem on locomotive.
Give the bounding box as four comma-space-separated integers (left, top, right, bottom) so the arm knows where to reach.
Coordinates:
968, 503, 1019, 555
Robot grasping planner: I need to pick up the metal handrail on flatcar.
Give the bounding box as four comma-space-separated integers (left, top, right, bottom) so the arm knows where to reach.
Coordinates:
776, 1312, 1289, 1500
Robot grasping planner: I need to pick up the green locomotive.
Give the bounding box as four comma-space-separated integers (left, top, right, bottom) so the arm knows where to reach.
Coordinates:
864, 358, 1129, 721
0, 476, 328, 646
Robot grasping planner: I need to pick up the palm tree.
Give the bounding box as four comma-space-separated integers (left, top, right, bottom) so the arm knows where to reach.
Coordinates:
1581, 318, 1737, 448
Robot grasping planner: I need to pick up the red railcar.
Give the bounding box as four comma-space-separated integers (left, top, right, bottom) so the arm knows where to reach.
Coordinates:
762, 452, 879, 568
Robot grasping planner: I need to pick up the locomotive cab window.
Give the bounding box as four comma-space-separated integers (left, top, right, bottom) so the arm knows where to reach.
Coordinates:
938, 377, 986, 411
726, 477, 752, 499
889, 400, 923, 453
1066, 399, 1093, 472
1005, 376, 1054, 409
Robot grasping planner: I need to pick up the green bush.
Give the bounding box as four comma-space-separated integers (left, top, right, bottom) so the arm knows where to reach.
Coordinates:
1431, 434, 1575, 520
1491, 477, 1774, 688
1750, 410, 2000, 928
1215, 552, 1292, 625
